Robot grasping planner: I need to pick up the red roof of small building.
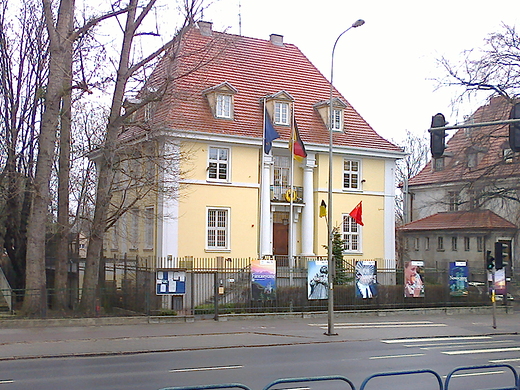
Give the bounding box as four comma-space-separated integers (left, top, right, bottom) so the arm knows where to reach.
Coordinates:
122, 23, 402, 153
398, 209, 517, 232
409, 96, 518, 187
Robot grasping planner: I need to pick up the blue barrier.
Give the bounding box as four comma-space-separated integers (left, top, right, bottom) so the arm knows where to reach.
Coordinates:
359, 369, 443, 390
159, 364, 520, 390
159, 384, 252, 390
262, 375, 356, 390
445, 364, 520, 390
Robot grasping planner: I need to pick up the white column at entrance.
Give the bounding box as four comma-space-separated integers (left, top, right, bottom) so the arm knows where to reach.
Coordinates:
260, 155, 274, 257
301, 153, 316, 255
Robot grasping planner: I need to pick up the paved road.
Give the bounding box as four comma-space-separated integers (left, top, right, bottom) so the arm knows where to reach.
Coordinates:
0, 309, 518, 361
1, 309, 519, 390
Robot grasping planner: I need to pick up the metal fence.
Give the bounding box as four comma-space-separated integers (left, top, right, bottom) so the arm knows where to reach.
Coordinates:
1, 255, 497, 316
90, 255, 494, 316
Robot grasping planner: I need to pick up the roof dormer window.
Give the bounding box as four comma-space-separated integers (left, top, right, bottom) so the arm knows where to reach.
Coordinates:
203, 82, 237, 120
274, 101, 290, 125
216, 94, 232, 118
313, 97, 347, 132
332, 108, 343, 131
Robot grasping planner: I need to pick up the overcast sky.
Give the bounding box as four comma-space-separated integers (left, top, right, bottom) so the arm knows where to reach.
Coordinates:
195, 0, 520, 144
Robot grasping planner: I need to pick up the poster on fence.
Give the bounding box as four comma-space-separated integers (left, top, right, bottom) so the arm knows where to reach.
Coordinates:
251, 259, 276, 301
404, 260, 425, 298
355, 261, 377, 299
495, 268, 507, 296
308, 260, 328, 300
156, 270, 186, 295
449, 261, 468, 297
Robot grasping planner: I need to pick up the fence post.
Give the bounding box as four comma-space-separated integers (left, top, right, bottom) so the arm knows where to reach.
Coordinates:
214, 271, 219, 321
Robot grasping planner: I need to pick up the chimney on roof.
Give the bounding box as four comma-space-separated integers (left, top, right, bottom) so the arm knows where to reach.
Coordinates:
270, 34, 284, 46
198, 21, 213, 36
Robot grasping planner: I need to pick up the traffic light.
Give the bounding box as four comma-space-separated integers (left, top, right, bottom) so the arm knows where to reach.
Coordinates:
430, 113, 447, 158
495, 242, 507, 270
509, 103, 520, 152
486, 250, 495, 270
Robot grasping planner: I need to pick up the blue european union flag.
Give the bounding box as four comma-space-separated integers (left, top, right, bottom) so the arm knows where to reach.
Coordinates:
264, 109, 279, 154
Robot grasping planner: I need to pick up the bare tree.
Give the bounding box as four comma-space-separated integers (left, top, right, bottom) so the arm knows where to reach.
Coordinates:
438, 24, 520, 104
0, 0, 47, 295
79, 0, 206, 314
394, 130, 429, 225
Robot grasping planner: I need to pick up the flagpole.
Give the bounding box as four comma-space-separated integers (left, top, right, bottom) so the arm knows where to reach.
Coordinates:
260, 98, 268, 259
288, 104, 295, 286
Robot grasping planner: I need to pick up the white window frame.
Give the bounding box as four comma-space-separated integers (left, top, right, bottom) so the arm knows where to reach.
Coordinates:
130, 208, 139, 250
451, 236, 458, 251
216, 94, 232, 119
448, 191, 459, 211
437, 236, 444, 251
464, 236, 470, 251
274, 101, 290, 125
144, 207, 154, 250
207, 146, 230, 182
332, 108, 343, 131
414, 237, 420, 251
343, 159, 361, 190
342, 214, 362, 253
111, 223, 119, 250
206, 207, 230, 251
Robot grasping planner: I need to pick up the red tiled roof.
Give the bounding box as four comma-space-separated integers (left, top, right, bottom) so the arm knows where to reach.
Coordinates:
398, 210, 517, 232
409, 96, 519, 186
122, 24, 402, 153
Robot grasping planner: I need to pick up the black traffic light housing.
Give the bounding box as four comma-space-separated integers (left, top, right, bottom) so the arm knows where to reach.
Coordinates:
509, 103, 520, 152
495, 242, 506, 270
486, 250, 495, 270
430, 113, 447, 158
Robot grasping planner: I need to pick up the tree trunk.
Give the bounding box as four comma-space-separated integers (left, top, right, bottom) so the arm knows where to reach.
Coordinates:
53, 45, 73, 311
22, 0, 75, 316
79, 0, 140, 315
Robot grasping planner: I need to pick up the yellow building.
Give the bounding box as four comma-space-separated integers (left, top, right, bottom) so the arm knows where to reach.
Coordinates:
106, 21, 405, 272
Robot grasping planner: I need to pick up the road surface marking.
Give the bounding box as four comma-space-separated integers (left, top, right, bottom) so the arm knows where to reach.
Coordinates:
415, 340, 513, 349
369, 353, 425, 359
445, 370, 505, 378
0, 380, 14, 384
169, 365, 243, 373
335, 323, 447, 329
443, 347, 520, 355
490, 358, 520, 363
383, 336, 491, 344
309, 321, 435, 327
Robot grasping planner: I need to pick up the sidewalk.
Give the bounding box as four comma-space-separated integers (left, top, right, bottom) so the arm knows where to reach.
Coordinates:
0, 308, 518, 361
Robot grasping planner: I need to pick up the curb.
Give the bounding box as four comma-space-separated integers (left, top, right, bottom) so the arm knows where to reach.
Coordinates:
0, 306, 513, 328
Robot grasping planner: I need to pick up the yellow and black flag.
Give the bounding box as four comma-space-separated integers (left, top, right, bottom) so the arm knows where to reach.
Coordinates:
319, 200, 327, 218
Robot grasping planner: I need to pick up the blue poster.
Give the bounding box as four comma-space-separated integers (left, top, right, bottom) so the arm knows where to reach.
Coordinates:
308, 260, 328, 300
251, 259, 276, 301
449, 261, 468, 297
156, 270, 186, 295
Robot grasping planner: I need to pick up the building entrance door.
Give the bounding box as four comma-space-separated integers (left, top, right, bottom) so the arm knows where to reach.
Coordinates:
273, 223, 288, 256
272, 212, 289, 265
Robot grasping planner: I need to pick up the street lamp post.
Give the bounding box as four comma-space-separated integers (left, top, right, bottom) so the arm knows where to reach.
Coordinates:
326, 19, 365, 336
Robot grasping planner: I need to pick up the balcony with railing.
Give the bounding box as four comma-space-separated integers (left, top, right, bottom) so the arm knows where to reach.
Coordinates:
270, 185, 304, 203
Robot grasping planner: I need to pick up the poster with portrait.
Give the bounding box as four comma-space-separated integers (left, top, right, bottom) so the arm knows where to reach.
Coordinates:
251, 259, 276, 301
449, 261, 468, 296
355, 260, 377, 298
404, 260, 425, 298
307, 260, 328, 300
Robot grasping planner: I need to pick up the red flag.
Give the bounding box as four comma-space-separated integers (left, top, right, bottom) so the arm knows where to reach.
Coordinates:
349, 201, 364, 226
